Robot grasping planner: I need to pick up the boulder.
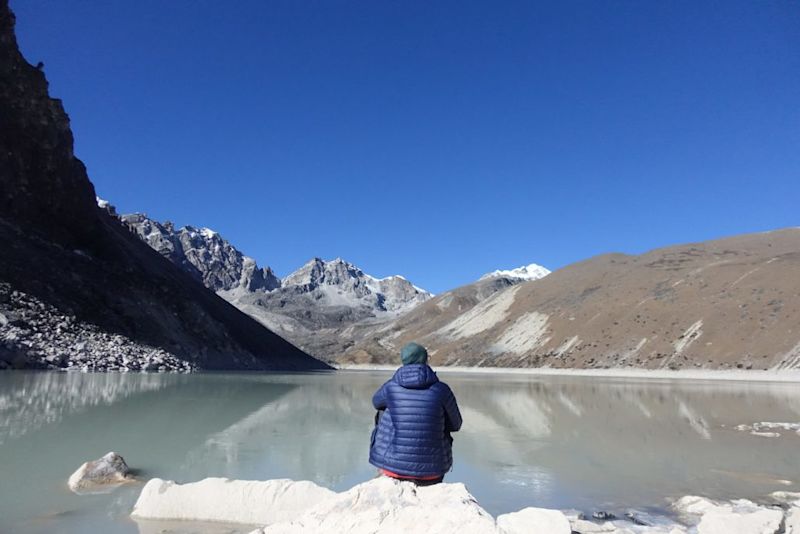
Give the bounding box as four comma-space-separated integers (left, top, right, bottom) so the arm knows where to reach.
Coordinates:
252, 477, 499, 534
569, 519, 617, 533
67, 452, 133, 494
497, 507, 571, 534
673, 495, 728, 520
785, 507, 800, 534
768, 491, 800, 507
131, 477, 335, 525
130, 476, 696, 533
674, 496, 782, 534
696, 506, 782, 534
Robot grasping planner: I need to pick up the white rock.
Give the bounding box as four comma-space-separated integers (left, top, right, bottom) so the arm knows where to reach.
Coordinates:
672, 496, 732, 528
674, 496, 783, 533
696, 506, 782, 534
769, 491, 800, 507
569, 519, 617, 533
785, 507, 800, 534
611, 525, 687, 534
131, 477, 334, 525
496, 507, 571, 534
673, 495, 730, 519
67, 451, 132, 494
252, 477, 498, 534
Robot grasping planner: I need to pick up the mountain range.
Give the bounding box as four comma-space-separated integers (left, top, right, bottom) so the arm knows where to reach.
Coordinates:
2, 0, 799, 372
117, 210, 440, 360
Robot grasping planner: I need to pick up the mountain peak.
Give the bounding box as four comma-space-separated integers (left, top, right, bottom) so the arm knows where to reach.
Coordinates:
120, 213, 280, 293
479, 263, 551, 282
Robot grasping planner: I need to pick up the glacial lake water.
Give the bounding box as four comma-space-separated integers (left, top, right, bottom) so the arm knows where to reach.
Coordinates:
1, 370, 799, 533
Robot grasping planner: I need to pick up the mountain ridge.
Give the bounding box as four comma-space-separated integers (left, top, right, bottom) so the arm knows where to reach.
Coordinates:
117, 210, 434, 361
341, 228, 800, 370
0, 0, 328, 371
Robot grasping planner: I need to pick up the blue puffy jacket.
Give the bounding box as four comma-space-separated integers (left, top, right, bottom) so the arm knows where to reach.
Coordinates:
368, 364, 462, 478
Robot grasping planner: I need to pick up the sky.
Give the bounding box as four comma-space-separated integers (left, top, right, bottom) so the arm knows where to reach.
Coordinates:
10, 0, 800, 294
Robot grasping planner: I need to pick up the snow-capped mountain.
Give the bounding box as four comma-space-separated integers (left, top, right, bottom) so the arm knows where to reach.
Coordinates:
117, 209, 431, 360
121, 213, 281, 293
479, 263, 551, 282
281, 257, 431, 314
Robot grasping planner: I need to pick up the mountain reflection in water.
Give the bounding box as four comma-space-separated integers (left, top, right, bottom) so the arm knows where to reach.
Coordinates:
1, 370, 799, 534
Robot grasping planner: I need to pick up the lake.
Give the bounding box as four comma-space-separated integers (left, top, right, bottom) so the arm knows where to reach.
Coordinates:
1, 369, 799, 533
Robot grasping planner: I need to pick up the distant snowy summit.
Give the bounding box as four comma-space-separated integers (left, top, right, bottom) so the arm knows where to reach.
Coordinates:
479, 263, 550, 282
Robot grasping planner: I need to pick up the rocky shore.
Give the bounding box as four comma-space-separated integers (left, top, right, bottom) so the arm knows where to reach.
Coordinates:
0, 283, 193, 372
129, 475, 800, 534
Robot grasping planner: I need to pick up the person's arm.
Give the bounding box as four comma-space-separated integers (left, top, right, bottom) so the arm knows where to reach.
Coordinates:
442, 384, 462, 432
372, 382, 388, 410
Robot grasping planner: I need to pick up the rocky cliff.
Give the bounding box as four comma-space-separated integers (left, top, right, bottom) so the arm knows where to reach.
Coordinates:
121, 212, 281, 293
343, 229, 800, 370
0, 1, 328, 370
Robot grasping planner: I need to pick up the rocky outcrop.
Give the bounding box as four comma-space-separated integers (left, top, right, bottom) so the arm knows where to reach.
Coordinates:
131, 476, 532, 533
279, 257, 430, 314
220, 257, 434, 360
68, 452, 133, 494
673, 496, 785, 534
132, 477, 335, 525
253, 477, 501, 534
0, 283, 192, 371
496, 508, 571, 534
344, 229, 800, 369
132, 476, 800, 533
0, 1, 328, 371
121, 213, 281, 293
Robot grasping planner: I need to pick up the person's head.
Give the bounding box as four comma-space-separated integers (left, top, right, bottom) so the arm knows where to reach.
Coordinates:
400, 342, 428, 366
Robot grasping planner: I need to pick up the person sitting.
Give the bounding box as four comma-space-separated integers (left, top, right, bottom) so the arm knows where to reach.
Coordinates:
368, 342, 462, 485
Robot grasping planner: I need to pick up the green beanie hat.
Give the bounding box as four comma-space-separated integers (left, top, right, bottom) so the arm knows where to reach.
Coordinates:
400, 342, 428, 365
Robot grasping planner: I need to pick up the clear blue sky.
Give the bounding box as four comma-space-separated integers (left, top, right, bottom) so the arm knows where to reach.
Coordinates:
11, 0, 800, 293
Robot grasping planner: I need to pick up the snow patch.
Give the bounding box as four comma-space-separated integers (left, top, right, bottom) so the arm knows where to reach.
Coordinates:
200, 227, 219, 239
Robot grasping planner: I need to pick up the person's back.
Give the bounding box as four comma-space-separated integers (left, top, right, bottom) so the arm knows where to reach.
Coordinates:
369, 342, 462, 483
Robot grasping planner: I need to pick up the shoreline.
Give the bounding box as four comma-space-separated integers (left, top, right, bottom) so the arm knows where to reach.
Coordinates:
335, 364, 800, 383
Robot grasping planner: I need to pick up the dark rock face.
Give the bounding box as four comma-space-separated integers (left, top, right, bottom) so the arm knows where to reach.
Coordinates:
0, 0, 328, 370
0, 3, 98, 248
